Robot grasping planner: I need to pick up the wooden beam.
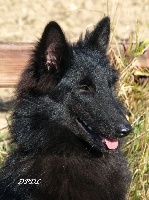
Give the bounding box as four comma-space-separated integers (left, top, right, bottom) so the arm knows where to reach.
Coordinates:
0, 42, 135, 87
0, 42, 34, 87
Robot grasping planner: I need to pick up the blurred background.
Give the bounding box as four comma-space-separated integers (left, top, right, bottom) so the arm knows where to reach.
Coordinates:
0, 0, 149, 200
0, 0, 149, 42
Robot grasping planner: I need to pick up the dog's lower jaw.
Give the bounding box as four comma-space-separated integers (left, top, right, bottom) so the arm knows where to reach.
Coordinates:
76, 118, 119, 151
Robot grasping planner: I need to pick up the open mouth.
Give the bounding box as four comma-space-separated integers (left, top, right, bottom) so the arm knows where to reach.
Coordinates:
76, 118, 119, 150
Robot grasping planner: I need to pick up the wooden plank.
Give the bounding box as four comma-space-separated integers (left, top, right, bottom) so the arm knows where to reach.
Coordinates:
0, 42, 137, 87
0, 42, 34, 87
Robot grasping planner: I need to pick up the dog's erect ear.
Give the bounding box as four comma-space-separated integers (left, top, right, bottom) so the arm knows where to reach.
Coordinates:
18, 22, 70, 93
38, 21, 69, 71
85, 17, 110, 54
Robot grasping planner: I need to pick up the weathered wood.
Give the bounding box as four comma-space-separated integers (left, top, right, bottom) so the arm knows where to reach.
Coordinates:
0, 42, 137, 87
0, 42, 34, 87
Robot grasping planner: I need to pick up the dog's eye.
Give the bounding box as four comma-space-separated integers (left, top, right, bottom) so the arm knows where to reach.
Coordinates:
79, 85, 95, 93
80, 85, 90, 91
79, 78, 95, 93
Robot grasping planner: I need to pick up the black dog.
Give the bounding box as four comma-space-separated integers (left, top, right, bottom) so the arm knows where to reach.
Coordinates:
0, 17, 132, 200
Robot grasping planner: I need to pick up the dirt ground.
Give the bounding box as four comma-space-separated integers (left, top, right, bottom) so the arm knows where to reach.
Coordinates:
0, 0, 149, 130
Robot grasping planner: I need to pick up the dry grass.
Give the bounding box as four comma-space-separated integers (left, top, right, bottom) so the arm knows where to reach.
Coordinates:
110, 41, 149, 200
0, 1, 149, 199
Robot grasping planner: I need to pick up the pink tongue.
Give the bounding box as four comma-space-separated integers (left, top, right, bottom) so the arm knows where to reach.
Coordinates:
104, 138, 118, 150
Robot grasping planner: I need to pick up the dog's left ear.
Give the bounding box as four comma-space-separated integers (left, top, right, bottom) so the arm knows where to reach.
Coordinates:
33, 21, 70, 91
85, 16, 110, 54
38, 21, 69, 72
18, 21, 70, 93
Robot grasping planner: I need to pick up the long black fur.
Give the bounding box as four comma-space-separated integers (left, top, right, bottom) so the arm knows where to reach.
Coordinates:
0, 17, 132, 200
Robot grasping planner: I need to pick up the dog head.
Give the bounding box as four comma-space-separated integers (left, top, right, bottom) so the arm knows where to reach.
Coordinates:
15, 17, 132, 152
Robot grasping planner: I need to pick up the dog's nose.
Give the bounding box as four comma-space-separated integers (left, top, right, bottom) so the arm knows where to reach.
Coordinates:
116, 124, 132, 137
